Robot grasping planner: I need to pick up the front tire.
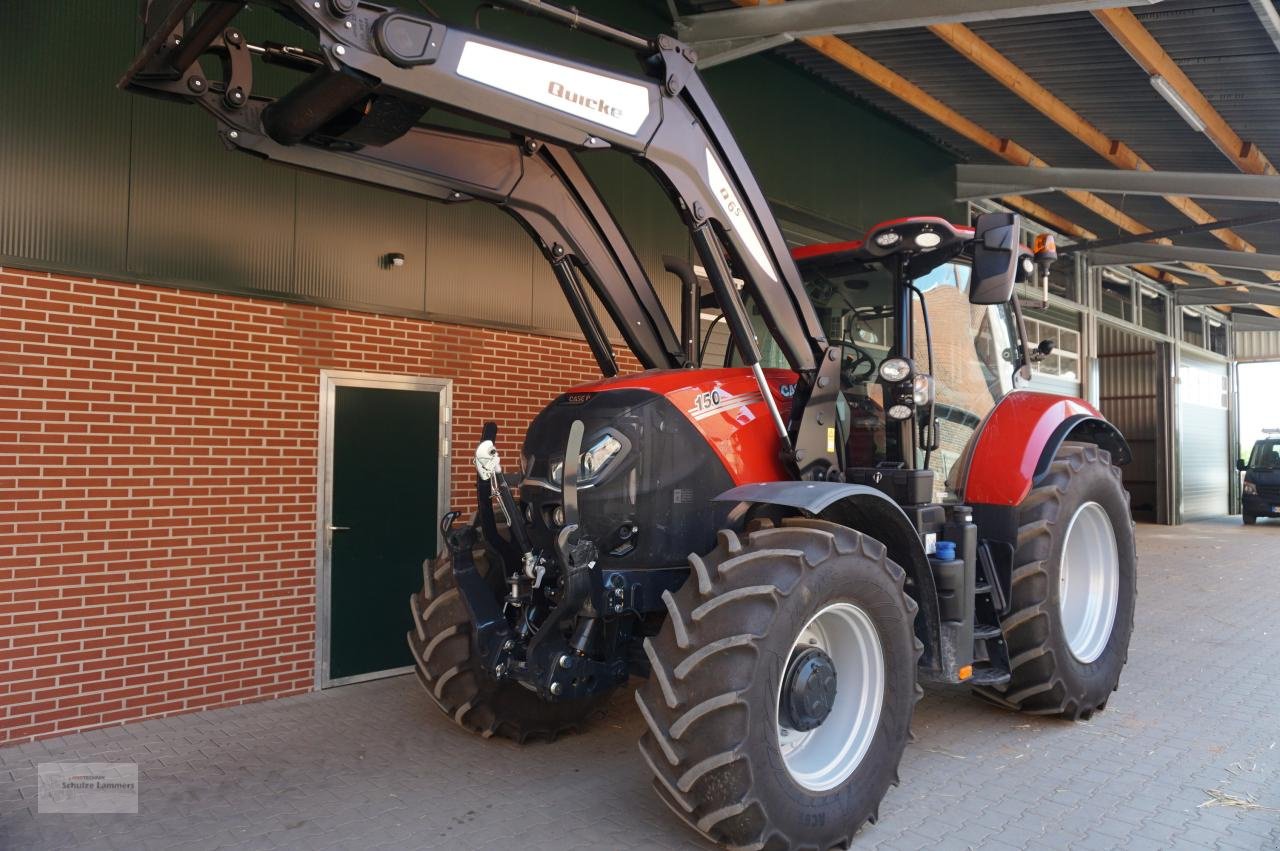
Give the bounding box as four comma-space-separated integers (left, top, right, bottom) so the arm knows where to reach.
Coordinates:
407, 540, 607, 741
1243, 514, 1256, 526
977, 442, 1136, 719
636, 519, 920, 850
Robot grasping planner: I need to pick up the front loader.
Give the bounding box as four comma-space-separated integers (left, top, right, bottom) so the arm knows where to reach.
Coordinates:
121, 2, 1138, 847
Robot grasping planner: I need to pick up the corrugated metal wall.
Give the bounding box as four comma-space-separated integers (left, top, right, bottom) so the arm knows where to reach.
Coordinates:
0, 0, 960, 346
0, 1, 134, 273
1234, 331, 1280, 363
1096, 323, 1161, 521
1178, 353, 1230, 521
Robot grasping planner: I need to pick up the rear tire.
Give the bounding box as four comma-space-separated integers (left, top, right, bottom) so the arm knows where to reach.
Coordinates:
976, 442, 1136, 719
407, 540, 607, 742
636, 518, 920, 849
1243, 514, 1256, 526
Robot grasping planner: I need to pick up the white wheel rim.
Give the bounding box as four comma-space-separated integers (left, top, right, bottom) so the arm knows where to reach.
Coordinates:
1058, 501, 1120, 664
776, 602, 884, 792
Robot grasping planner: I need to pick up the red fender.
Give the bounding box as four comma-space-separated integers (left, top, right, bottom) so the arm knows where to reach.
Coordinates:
959, 390, 1109, 507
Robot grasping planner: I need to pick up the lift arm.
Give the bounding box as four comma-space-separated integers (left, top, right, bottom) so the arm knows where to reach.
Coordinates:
118, 0, 827, 376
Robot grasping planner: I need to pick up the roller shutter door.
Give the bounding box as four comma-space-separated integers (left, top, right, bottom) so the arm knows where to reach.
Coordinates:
1178, 354, 1230, 520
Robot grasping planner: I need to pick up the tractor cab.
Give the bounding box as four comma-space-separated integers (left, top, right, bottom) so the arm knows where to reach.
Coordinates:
736, 215, 1051, 502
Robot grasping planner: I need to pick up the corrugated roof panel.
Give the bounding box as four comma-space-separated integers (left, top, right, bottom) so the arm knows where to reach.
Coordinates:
1135, 1, 1280, 164
756, 1, 1280, 287
964, 12, 1238, 173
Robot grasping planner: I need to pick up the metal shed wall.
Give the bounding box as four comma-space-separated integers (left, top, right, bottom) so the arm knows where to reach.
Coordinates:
1096, 323, 1162, 522
1234, 331, 1280, 363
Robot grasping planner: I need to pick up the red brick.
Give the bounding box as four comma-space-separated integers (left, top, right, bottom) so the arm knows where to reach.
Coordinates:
1, 266, 636, 747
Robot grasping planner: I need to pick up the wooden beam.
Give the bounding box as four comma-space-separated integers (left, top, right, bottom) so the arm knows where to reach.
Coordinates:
1093, 8, 1278, 177
929, 21, 1279, 277
931, 24, 1140, 166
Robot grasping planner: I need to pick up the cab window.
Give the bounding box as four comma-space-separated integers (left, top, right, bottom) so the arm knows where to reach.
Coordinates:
913, 262, 1021, 500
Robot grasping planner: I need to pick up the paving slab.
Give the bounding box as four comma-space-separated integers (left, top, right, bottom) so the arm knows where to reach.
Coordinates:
1, 518, 1278, 850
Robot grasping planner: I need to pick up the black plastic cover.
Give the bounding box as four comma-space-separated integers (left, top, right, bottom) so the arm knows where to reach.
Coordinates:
374, 13, 443, 67
520, 388, 735, 571
844, 467, 934, 505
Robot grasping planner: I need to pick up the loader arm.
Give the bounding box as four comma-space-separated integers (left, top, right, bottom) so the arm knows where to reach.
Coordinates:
120, 5, 696, 373
118, 0, 829, 375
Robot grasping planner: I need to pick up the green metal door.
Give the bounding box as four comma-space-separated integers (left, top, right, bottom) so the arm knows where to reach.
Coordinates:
327, 383, 441, 683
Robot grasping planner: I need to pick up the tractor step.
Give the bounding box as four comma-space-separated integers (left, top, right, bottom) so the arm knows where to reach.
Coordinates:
967, 666, 1011, 687
973, 624, 1003, 641
974, 581, 992, 595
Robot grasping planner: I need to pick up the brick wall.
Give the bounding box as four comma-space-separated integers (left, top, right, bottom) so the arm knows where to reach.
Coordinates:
0, 266, 639, 746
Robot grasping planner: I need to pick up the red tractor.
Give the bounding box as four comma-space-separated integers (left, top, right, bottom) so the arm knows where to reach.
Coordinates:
123, 2, 1136, 847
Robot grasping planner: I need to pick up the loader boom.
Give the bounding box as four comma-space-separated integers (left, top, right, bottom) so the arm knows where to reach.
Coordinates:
120, 0, 833, 438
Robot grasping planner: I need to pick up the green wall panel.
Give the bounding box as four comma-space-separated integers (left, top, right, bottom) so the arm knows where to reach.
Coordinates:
424, 201, 534, 327
294, 174, 428, 312
0, 1, 134, 272
705, 55, 962, 234
127, 98, 297, 295
2, 0, 960, 344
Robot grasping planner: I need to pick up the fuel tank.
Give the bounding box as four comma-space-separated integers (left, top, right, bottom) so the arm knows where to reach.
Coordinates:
519, 367, 797, 569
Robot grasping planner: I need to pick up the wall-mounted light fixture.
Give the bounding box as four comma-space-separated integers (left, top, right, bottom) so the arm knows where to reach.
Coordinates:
382, 252, 406, 269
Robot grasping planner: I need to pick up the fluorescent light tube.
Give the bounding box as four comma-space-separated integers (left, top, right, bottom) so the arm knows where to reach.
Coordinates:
1149, 75, 1207, 134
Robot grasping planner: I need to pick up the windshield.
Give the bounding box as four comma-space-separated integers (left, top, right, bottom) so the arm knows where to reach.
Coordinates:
1249, 440, 1280, 470
738, 253, 896, 465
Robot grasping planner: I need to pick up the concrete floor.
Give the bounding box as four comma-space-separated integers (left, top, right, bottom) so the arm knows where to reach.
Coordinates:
2, 518, 1278, 850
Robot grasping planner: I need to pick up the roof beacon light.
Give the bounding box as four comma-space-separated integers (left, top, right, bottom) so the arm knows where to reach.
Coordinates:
1149, 75, 1207, 134
874, 230, 901, 248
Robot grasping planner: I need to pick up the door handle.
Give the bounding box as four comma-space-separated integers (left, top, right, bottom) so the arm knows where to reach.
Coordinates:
327, 525, 351, 531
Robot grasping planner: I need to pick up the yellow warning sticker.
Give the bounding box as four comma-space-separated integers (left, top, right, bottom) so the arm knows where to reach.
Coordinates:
826, 427, 836, 453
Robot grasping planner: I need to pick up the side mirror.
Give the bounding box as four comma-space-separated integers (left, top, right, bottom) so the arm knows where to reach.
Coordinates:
970, 212, 1021, 304
1236, 458, 1248, 472
1030, 339, 1056, 362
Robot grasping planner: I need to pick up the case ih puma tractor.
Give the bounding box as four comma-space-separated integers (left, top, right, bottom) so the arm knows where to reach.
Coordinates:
123, 2, 1137, 847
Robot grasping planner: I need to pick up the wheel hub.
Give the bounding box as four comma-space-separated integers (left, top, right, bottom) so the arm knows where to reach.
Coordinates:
775, 602, 885, 792
781, 647, 838, 732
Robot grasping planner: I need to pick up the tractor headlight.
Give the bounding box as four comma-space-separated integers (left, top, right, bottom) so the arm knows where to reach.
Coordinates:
548, 432, 626, 487
879, 357, 912, 383
1244, 481, 1257, 495
887, 404, 913, 420
581, 433, 623, 480
873, 230, 901, 248
912, 373, 934, 406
